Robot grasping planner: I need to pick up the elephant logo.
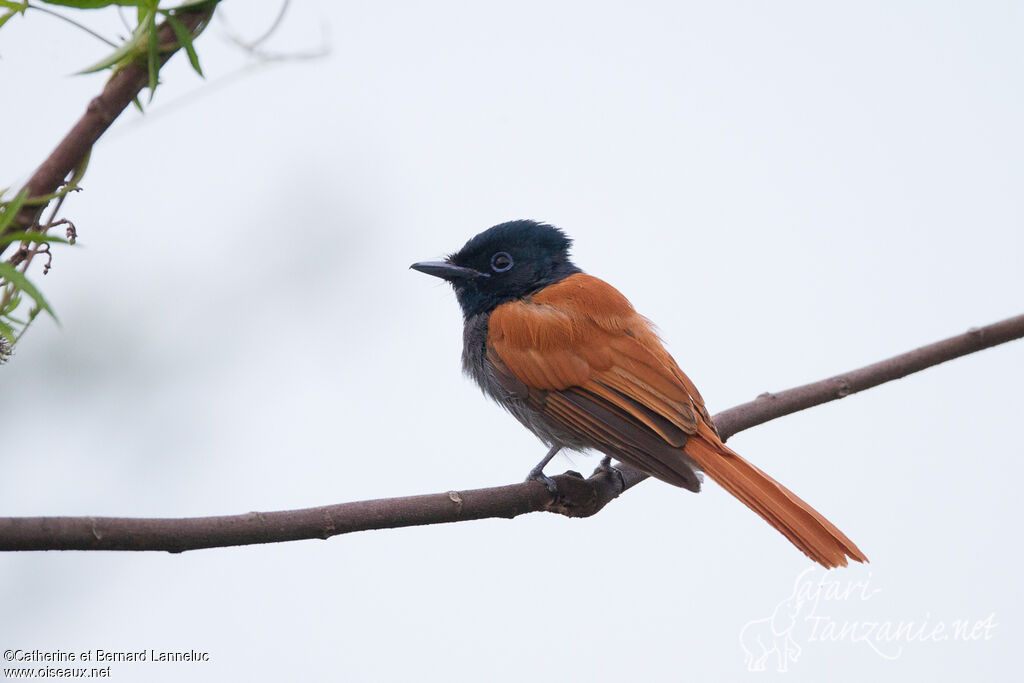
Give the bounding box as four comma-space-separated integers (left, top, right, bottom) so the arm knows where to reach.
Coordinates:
739, 567, 816, 672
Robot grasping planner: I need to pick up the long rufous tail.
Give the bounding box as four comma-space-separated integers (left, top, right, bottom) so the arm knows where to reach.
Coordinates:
683, 422, 867, 568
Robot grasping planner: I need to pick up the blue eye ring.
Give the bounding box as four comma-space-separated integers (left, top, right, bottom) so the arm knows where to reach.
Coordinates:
490, 251, 514, 273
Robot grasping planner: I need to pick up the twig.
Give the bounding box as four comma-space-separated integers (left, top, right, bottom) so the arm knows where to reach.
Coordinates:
219, 0, 330, 63
221, 0, 292, 51
1, 312, 1021, 552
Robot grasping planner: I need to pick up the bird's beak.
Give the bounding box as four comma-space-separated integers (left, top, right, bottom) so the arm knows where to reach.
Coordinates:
410, 261, 488, 281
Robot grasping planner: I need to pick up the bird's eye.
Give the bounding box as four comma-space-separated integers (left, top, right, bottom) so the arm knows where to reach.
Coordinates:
490, 251, 514, 273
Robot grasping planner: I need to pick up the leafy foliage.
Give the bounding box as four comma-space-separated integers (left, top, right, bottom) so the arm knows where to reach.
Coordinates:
0, 189, 59, 349
0, 0, 218, 354
1, 1, 215, 101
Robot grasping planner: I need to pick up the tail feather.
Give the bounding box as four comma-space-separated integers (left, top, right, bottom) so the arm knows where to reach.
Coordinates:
684, 424, 867, 568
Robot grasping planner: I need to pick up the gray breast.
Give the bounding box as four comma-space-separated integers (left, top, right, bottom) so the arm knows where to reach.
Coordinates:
460, 312, 590, 451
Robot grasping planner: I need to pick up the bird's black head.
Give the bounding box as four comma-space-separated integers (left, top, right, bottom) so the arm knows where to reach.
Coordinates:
411, 220, 581, 319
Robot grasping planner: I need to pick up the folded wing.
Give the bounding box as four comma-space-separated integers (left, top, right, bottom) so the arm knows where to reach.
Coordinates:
486, 273, 707, 490
486, 273, 867, 568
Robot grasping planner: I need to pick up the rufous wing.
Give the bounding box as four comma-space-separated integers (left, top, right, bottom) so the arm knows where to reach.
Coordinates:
486, 273, 867, 568
486, 273, 708, 490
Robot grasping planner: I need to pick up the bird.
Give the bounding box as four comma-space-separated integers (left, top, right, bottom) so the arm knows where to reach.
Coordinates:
411, 219, 867, 568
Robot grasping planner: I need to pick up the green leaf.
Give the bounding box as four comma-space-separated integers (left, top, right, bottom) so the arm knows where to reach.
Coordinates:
166, 14, 203, 76
136, 0, 157, 23
1, 290, 22, 316
0, 188, 28, 232
76, 34, 137, 74
24, 304, 42, 327
0, 264, 58, 324
0, 319, 16, 345
76, 8, 153, 74
0, 0, 26, 27
0, 231, 72, 246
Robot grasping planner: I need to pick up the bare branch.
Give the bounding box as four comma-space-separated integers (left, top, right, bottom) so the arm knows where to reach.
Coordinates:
2, 312, 1021, 553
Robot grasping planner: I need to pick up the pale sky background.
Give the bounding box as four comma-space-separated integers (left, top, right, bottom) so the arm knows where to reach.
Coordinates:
2, 1, 1022, 681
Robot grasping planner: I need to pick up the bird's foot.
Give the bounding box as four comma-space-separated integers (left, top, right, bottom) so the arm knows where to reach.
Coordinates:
525, 445, 562, 495
525, 468, 559, 495
594, 456, 625, 489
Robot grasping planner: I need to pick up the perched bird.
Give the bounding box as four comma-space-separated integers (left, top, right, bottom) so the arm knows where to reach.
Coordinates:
412, 220, 866, 568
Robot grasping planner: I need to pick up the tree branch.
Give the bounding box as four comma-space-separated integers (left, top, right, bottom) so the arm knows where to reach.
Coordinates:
2, 312, 1022, 552
0, 6, 216, 257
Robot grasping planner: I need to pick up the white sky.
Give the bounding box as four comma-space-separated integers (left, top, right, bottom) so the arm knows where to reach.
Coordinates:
2, 1, 1022, 680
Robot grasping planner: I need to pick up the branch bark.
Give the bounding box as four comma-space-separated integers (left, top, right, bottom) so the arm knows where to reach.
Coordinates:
2, 312, 1022, 552
0, 6, 215, 257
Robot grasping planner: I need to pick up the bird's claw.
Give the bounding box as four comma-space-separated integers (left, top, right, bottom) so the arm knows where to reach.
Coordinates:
526, 470, 559, 495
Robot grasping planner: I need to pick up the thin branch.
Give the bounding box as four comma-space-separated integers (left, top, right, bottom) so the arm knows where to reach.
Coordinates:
0, 6, 216, 258
2, 312, 1022, 553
